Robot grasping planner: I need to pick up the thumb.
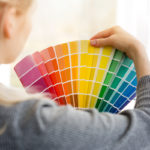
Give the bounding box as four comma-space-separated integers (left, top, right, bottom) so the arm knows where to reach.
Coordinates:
90, 38, 113, 47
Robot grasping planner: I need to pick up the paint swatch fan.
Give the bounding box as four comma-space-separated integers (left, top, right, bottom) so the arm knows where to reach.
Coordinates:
14, 40, 137, 113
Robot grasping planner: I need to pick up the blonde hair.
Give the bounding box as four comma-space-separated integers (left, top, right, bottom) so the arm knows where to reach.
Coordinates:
0, 83, 49, 135
0, 0, 49, 107
0, 83, 49, 107
0, 0, 33, 11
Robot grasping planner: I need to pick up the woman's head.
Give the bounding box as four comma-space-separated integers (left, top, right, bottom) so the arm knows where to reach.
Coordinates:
0, 0, 48, 107
0, 0, 34, 64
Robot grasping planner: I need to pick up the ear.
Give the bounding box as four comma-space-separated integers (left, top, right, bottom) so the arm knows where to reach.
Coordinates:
2, 7, 17, 38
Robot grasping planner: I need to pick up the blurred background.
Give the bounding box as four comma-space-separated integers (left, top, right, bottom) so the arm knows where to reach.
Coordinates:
0, 0, 150, 110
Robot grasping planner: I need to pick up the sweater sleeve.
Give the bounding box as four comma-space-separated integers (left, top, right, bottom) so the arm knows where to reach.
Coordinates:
12, 76, 150, 150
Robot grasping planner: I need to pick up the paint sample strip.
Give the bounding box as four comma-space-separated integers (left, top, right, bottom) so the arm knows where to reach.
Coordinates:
95, 50, 124, 110
85, 44, 100, 108
88, 47, 115, 108
83, 42, 98, 108
78, 40, 89, 108
68, 41, 79, 107
54, 43, 74, 106
40, 48, 66, 105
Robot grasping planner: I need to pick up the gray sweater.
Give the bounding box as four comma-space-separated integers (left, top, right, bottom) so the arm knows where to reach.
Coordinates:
0, 75, 150, 150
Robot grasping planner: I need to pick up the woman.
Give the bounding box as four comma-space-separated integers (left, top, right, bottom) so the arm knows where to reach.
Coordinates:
0, 0, 150, 150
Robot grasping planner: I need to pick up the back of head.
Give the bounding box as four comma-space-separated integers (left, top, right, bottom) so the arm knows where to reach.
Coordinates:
0, 0, 49, 107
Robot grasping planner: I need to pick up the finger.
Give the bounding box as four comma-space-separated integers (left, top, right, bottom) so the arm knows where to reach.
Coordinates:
90, 37, 113, 47
90, 27, 114, 40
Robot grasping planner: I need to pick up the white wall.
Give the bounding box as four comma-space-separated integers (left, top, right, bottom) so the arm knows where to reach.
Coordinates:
21, 0, 117, 55
10, 0, 118, 87
117, 0, 150, 59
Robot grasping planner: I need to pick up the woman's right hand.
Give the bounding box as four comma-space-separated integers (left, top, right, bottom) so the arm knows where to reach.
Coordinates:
90, 26, 150, 81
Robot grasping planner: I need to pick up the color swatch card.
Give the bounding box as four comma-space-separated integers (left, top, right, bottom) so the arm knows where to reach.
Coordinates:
54, 43, 74, 105
14, 40, 137, 113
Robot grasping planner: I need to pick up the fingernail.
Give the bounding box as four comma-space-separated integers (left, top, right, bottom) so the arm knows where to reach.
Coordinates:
90, 40, 97, 45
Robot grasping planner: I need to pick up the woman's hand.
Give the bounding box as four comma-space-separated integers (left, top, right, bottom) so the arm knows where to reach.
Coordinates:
90, 26, 150, 81
90, 26, 144, 61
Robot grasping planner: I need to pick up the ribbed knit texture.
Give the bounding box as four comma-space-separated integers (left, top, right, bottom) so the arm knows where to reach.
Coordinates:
0, 75, 150, 150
